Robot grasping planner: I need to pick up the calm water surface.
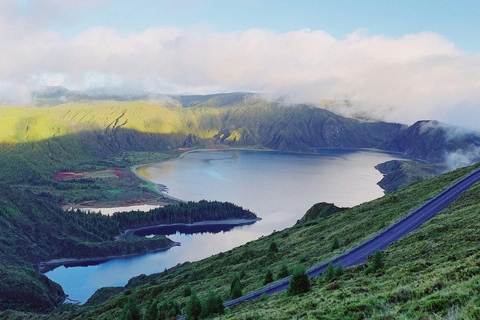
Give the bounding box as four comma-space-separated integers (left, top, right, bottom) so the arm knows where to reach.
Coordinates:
46, 149, 405, 303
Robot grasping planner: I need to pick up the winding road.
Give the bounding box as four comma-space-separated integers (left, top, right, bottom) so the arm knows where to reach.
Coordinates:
223, 167, 480, 307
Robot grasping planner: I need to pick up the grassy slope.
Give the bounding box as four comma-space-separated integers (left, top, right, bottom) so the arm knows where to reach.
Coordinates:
10, 162, 478, 319
0, 100, 403, 184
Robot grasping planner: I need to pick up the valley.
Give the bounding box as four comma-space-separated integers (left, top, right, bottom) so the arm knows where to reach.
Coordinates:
0, 93, 479, 318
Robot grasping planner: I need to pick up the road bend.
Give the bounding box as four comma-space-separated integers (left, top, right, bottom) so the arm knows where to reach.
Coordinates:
223, 168, 480, 307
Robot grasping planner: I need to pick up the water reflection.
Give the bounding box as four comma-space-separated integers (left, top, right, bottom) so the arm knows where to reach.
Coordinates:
46, 149, 406, 303
134, 220, 258, 237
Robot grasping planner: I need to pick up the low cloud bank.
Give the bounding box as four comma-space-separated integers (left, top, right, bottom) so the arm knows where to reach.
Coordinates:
0, 2, 479, 130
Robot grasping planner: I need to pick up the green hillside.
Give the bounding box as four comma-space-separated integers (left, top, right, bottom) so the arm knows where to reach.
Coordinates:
0, 99, 405, 185
6, 162, 478, 319
1, 94, 479, 318
0, 182, 254, 313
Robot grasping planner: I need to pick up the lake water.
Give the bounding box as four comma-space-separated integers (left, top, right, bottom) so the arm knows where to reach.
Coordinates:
46, 149, 405, 303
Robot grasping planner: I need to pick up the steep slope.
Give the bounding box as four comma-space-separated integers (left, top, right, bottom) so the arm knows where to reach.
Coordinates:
382, 120, 480, 163
0, 182, 255, 312
12, 163, 478, 319
0, 100, 406, 185
375, 160, 447, 193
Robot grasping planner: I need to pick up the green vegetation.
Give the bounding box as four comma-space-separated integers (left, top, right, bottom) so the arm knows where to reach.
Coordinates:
330, 236, 340, 252
230, 276, 243, 300
186, 293, 202, 320
263, 270, 274, 286
0, 94, 479, 318
277, 264, 290, 280
0, 182, 254, 312
113, 200, 256, 230
287, 267, 311, 296
9, 162, 476, 319
364, 249, 385, 275
268, 241, 278, 253
376, 160, 448, 194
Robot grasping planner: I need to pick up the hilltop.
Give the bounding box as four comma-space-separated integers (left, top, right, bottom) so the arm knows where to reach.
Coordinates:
1, 94, 479, 188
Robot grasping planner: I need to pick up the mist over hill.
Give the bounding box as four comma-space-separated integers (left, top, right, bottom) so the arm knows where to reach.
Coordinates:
17, 88, 480, 170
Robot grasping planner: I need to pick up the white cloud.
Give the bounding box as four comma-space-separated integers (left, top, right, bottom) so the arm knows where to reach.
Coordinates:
0, 7, 479, 130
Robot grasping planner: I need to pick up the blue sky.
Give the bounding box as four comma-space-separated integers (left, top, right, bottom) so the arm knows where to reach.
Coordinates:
40, 0, 480, 52
1, 0, 479, 129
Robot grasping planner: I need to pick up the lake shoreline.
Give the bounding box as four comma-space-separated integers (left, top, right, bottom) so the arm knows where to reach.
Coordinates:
40, 218, 261, 273
132, 147, 407, 197
115, 217, 263, 240
39, 242, 181, 274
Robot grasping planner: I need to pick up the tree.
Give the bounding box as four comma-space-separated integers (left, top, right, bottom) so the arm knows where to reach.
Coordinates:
334, 263, 344, 278
277, 264, 290, 280
287, 266, 311, 296
268, 241, 279, 253
159, 299, 180, 319
144, 299, 158, 320
364, 249, 385, 275
264, 270, 274, 285
239, 270, 246, 279
184, 285, 192, 297
123, 310, 133, 320
330, 236, 340, 252
230, 275, 243, 299
121, 297, 142, 320
323, 262, 335, 282
185, 293, 202, 320
201, 290, 225, 318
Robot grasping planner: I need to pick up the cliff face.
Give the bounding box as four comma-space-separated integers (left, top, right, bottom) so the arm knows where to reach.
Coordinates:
375, 160, 447, 194
382, 120, 480, 163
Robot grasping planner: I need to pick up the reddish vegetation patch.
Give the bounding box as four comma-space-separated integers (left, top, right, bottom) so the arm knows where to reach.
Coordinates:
52, 168, 123, 180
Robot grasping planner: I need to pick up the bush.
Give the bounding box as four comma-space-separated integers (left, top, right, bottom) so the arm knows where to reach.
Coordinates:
330, 236, 340, 252
159, 299, 180, 319
323, 262, 335, 282
334, 263, 344, 278
287, 266, 311, 296
121, 297, 141, 320
144, 299, 158, 320
264, 270, 274, 285
201, 290, 224, 318
184, 285, 192, 297
277, 264, 290, 280
268, 241, 278, 253
230, 276, 243, 299
185, 293, 202, 320
364, 249, 385, 275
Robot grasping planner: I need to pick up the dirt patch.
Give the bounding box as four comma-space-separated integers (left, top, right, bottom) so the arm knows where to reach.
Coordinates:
58, 167, 174, 211
52, 168, 122, 180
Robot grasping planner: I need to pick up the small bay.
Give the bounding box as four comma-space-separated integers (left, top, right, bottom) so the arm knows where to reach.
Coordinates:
46, 149, 406, 303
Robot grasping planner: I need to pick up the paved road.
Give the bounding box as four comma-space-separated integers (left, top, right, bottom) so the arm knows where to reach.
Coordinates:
223, 168, 480, 307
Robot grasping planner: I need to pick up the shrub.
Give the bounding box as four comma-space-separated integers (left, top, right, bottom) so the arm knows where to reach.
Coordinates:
201, 290, 224, 318
230, 276, 243, 299
277, 264, 290, 279
264, 270, 274, 285
183, 285, 192, 297
144, 299, 158, 320
287, 266, 311, 296
334, 263, 344, 278
323, 262, 335, 282
268, 241, 278, 253
364, 249, 385, 275
185, 293, 202, 320
330, 236, 340, 252
121, 297, 141, 320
